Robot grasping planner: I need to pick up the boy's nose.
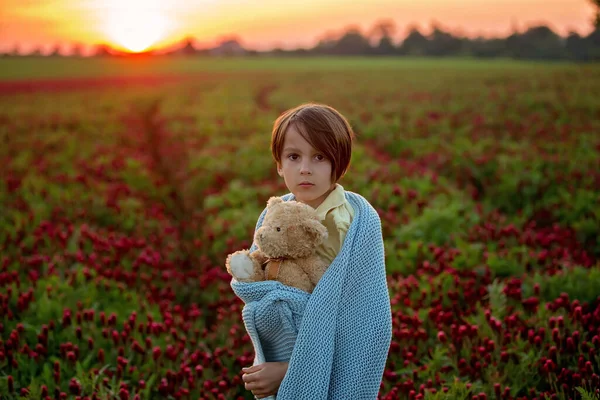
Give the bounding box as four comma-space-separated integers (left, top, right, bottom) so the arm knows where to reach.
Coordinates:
300, 164, 312, 175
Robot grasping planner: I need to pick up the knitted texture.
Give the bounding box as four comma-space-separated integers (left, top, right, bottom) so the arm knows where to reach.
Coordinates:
230, 191, 392, 399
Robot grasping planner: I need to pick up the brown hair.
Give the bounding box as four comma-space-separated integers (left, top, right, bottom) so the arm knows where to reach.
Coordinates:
271, 103, 354, 182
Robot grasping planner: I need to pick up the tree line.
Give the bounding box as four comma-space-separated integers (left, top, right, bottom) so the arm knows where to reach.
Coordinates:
270, 1, 600, 61
4, 2, 600, 62
269, 22, 600, 62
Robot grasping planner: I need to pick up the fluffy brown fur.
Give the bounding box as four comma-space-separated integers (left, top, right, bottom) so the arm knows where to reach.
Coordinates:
225, 197, 329, 293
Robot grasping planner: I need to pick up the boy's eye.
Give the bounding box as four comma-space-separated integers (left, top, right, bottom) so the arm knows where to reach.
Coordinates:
288, 154, 299, 161
315, 154, 325, 161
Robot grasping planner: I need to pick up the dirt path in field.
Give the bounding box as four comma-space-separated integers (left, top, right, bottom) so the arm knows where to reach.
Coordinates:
254, 84, 278, 111
123, 99, 200, 266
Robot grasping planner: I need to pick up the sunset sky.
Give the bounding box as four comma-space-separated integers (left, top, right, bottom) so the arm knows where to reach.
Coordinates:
0, 0, 596, 54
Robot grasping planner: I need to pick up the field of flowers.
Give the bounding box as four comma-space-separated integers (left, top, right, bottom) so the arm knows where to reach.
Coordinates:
1, 57, 599, 400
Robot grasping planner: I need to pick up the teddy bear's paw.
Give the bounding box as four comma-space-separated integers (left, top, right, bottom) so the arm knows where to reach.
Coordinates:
229, 252, 256, 281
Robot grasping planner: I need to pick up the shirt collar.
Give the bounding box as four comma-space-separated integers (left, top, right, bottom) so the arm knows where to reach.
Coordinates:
314, 184, 346, 221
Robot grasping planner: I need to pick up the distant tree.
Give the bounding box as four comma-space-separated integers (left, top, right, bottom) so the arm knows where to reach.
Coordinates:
399, 26, 428, 55
178, 36, 197, 55
469, 37, 507, 58
426, 24, 465, 56
28, 46, 43, 57
505, 31, 524, 58
369, 19, 396, 40
270, 47, 286, 56
589, 26, 600, 44
49, 44, 62, 57
70, 43, 84, 57
9, 43, 21, 56
566, 32, 587, 60
525, 25, 565, 59
591, 0, 600, 27
313, 33, 338, 55
506, 25, 565, 59
368, 20, 397, 55
375, 34, 396, 55
210, 37, 247, 56
585, 27, 600, 60
312, 29, 338, 54
313, 40, 332, 54
93, 44, 113, 57
329, 26, 372, 55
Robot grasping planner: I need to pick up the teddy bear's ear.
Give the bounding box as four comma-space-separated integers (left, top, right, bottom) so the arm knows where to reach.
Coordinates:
303, 218, 328, 242
267, 197, 283, 207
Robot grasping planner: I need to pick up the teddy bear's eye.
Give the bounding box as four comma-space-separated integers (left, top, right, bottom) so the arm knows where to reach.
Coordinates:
276, 227, 281, 232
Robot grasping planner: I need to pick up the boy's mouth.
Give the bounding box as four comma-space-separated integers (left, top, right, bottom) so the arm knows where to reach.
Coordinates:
299, 182, 314, 187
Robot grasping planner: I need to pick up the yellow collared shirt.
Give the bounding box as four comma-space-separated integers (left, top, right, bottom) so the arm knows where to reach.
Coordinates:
313, 184, 355, 265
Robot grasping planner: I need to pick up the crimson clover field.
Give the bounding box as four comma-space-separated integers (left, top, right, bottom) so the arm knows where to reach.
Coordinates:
0, 57, 599, 399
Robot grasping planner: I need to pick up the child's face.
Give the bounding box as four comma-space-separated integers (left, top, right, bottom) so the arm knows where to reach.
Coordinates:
277, 125, 335, 209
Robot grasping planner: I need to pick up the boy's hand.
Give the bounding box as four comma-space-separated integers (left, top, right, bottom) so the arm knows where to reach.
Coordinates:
241, 362, 289, 399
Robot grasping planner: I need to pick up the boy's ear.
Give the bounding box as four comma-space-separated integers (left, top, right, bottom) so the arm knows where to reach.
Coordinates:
277, 162, 283, 177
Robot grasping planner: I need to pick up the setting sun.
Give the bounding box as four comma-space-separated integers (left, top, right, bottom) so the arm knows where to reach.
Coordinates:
103, 2, 171, 52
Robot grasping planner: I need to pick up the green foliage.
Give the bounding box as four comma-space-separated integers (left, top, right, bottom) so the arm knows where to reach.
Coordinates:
486, 250, 526, 278
576, 386, 600, 400
203, 178, 275, 255
486, 279, 507, 321
555, 188, 600, 257
524, 265, 600, 304
393, 194, 477, 247
1, 58, 599, 399
423, 346, 455, 379
20, 268, 160, 325
481, 160, 561, 216
448, 239, 486, 272
423, 380, 475, 400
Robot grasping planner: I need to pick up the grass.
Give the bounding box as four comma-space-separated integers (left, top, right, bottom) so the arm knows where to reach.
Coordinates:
0, 55, 578, 81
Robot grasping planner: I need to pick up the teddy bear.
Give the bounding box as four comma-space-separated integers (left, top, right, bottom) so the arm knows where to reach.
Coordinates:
225, 196, 329, 294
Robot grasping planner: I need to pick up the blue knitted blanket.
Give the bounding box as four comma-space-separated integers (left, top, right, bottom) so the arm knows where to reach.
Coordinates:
230, 191, 392, 399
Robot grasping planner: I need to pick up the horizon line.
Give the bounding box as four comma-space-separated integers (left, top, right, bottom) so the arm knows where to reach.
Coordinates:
2, 19, 596, 56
